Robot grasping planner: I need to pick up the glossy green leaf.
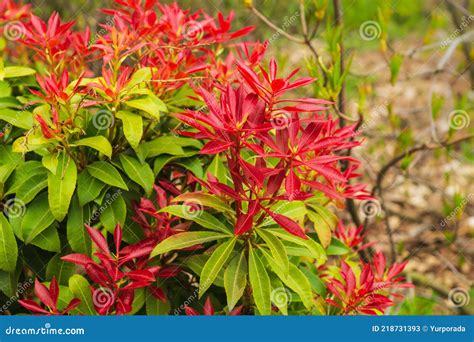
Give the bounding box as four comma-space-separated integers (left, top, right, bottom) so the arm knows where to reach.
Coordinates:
0, 213, 18, 272
224, 251, 247, 311
86, 161, 128, 190
3, 66, 36, 78
248, 246, 271, 315
117, 110, 143, 149
99, 192, 127, 233
45, 254, 76, 285
29, 223, 60, 252
73, 136, 113, 158
48, 153, 77, 221
77, 170, 106, 206
159, 205, 231, 234
199, 237, 236, 297
16, 173, 47, 204
69, 274, 96, 315
67, 196, 92, 255
172, 192, 233, 215
120, 154, 154, 195
268, 228, 326, 263
257, 229, 289, 275
21, 193, 55, 243
0, 108, 33, 129
151, 231, 229, 257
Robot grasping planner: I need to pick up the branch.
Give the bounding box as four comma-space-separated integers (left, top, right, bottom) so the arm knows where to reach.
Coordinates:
249, 7, 305, 43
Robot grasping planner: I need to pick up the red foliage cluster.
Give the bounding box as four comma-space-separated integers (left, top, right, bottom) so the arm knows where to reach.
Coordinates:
61, 225, 175, 315
18, 277, 80, 315
176, 59, 370, 239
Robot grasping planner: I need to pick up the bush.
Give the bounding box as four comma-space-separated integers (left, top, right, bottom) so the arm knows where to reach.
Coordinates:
0, 0, 410, 316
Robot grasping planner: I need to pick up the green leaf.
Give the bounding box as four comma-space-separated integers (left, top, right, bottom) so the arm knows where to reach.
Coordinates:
0, 145, 22, 184
99, 192, 127, 233
68, 274, 96, 315
116, 110, 143, 149
77, 170, 106, 206
159, 205, 231, 234
175, 158, 203, 179
0, 260, 23, 297
0, 108, 33, 129
138, 136, 200, 159
73, 136, 113, 158
307, 209, 332, 248
5, 161, 45, 195
261, 250, 313, 309
261, 201, 306, 227
199, 237, 236, 297
151, 231, 229, 257
146, 288, 170, 315
130, 287, 145, 315
16, 173, 48, 204
29, 223, 60, 252
86, 161, 128, 190
257, 229, 289, 275
327, 238, 351, 255
42, 154, 58, 174
45, 254, 76, 285
205, 155, 229, 184
67, 196, 92, 255
3, 66, 36, 78
224, 251, 247, 311
389, 53, 403, 85
0, 213, 18, 272
48, 152, 77, 221
268, 228, 326, 263
270, 277, 288, 315
172, 192, 233, 215
248, 246, 271, 315
21, 193, 55, 243
120, 154, 154, 195
126, 91, 167, 120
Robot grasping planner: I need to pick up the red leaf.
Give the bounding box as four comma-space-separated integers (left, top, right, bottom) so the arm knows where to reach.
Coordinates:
203, 297, 214, 315
269, 212, 307, 239
200, 140, 234, 154
86, 225, 110, 256
185, 306, 200, 316
34, 278, 55, 310
18, 300, 50, 314
61, 253, 94, 266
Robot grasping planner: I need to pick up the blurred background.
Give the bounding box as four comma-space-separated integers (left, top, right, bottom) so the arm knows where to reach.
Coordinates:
26, 0, 474, 315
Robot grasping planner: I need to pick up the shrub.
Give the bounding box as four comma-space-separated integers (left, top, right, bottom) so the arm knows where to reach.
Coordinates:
0, 0, 410, 316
